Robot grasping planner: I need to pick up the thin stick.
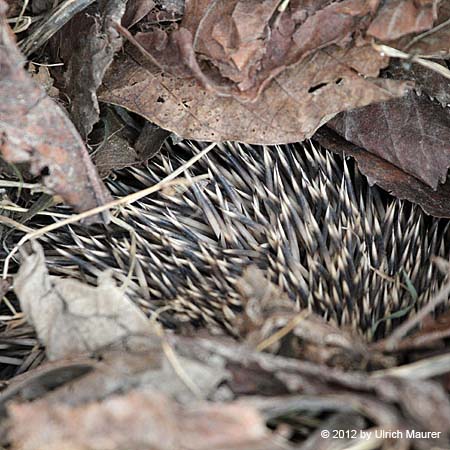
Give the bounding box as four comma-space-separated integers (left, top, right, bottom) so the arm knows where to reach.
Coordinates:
372, 353, 450, 380
2, 143, 216, 279
404, 17, 450, 52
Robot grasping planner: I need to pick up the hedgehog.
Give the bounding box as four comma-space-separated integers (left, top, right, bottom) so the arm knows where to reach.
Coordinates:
2, 140, 450, 340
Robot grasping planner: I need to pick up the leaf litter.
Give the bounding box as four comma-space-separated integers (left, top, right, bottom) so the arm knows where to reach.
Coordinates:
1, 0, 450, 449
0, 2, 111, 221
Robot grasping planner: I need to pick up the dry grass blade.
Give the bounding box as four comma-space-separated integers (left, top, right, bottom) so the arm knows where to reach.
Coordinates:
0, 215, 34, 234
159, 331, 203, 399
256, 312, 308, 352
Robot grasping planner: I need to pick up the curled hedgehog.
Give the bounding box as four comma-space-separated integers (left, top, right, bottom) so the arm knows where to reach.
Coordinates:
4, 140, 450, 340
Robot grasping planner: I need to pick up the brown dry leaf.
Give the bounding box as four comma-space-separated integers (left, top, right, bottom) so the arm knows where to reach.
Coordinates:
314, 127, 450, 217
100, 44, 409, 144
122, 0, 155, 28
0, 3, 110, 217
367, 0, 438, 41
13, 242, 153, 360
99, 0, 417, 143
134, 121, 171, 161
94, 133, 139, 178
92, 108, 140, 178
136, 0, 381, 102
58, 0, 127, 139
329, 90, 450, 191
386, 59, 450, 108
93, 110, 169, 177
8, 389, 286, 450
28, 63, 59, 98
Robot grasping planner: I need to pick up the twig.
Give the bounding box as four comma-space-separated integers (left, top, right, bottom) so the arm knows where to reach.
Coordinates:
404, 17, 450, 52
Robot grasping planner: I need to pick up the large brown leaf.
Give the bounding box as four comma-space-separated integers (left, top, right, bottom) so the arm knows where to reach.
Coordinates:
134, 0, 381, 102
329, 91, 450, 190
100, 44, 409, 144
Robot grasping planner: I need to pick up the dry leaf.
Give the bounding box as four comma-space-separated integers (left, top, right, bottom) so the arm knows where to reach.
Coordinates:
100, 44, 409, 144
59, 0, 127, 138
122, 0, 155, 28
94, 133, 139, 178
367, 0, 437, 41
8, 389, 284, 450
136, 0, 381, 101
329, 90, 450, 190
99, 0, 418, 144
314, 127, 450, 217
14, 242, 153, 360
401, 1, 450, 57
93, 112, 169, 177
28, 63, 59, 98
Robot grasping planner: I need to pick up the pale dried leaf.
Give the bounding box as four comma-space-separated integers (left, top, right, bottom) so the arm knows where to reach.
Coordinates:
8, 389, 285, 450
14, 242, 153, 360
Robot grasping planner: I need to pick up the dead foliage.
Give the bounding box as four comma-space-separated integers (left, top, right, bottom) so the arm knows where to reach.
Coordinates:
0, 244, 447, 449
57, 0, 128, 139
0, 1, 110, 220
